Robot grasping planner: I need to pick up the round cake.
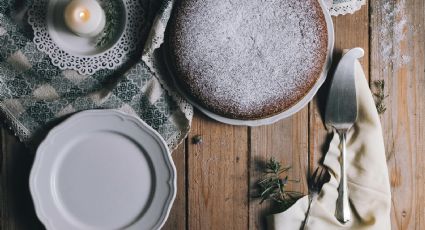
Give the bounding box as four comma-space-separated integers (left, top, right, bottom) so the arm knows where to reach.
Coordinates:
167, 0, 328, 119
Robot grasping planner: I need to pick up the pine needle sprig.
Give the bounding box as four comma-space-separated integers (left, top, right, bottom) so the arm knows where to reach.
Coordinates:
96, 0, 122, 47
254, 158, 303, 211
372, 80, 388, 114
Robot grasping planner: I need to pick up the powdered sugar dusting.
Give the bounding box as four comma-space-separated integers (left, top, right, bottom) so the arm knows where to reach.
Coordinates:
377, 0, 410, 74
170, 0, 328, 118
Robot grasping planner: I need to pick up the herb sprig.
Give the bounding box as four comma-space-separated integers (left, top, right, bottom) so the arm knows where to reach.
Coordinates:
96, 0, 121, 47
373, 80, 388, 114
255, 158, 302, 211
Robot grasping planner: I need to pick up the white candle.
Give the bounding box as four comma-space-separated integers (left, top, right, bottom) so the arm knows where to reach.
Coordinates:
64, 0, 106, 37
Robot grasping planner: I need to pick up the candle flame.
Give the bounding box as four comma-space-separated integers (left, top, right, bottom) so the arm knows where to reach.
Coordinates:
78, 9, 90, 22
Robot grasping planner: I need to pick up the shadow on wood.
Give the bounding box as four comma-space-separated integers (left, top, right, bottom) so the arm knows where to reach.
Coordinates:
1, 130, 45, 229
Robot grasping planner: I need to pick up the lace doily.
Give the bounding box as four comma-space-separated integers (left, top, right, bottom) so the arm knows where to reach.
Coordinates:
28, 0, 145, 75
329, 0, 366, 16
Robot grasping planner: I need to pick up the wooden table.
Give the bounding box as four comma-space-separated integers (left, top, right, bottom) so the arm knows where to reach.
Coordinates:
1, 1, 424, 229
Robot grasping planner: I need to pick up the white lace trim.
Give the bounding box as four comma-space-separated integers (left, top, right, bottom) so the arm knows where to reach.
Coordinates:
0, 102, 30, 143
329, 0, 366, 16
28, 0, 145, 75
142, 0, 194, 123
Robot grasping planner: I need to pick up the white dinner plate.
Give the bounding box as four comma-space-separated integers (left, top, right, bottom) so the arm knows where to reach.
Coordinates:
30, 110, 176, 230
163, 0, 334, 126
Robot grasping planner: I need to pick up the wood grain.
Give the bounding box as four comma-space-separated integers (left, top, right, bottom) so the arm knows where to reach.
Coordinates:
370, 0, 425, 229
162, 144, 187, 230
0, 130, 44, 230
248, 109, 309, 230
187, 113, 249, 230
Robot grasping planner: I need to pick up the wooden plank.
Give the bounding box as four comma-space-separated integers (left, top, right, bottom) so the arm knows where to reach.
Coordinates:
370, 0, 425, 229
187, 113, 249, 230
162, 143, 187, 230
248, 109, 309, 230
309, 6, 370, 174
0, 129, 44, 230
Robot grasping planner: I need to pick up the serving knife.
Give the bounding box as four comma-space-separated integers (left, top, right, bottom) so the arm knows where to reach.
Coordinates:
325, 47, 364, 223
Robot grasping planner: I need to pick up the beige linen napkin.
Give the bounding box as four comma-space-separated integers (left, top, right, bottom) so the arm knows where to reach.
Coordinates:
268, 60, 391, 230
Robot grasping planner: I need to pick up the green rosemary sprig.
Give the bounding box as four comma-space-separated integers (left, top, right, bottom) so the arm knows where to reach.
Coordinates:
254, 158, 303, 211
96, 0, 121, 47
372, 80, 388, 114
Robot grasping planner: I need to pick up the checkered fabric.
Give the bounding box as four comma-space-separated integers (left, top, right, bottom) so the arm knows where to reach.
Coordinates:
0, 0, 192, 150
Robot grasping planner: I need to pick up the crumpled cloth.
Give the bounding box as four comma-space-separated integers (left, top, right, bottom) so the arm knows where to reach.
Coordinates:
0, 0, 192, 150
268, 60, 391, 229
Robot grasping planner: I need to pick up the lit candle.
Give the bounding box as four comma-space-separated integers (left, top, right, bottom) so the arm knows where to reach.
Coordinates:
64, 0, 106, 37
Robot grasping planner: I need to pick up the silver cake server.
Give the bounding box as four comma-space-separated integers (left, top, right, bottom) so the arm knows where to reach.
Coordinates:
325, 47, 364, 223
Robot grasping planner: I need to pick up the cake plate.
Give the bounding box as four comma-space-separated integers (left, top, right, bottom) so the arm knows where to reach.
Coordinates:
163, 0, 334, 126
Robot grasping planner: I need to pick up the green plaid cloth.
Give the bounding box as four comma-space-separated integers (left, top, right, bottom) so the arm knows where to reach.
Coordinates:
0, 0, 192, 150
